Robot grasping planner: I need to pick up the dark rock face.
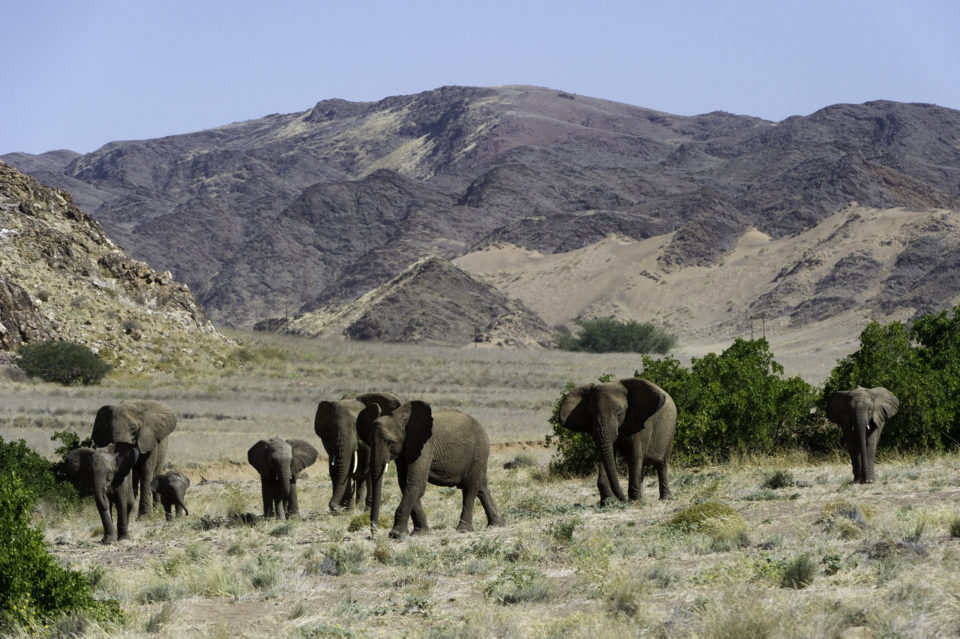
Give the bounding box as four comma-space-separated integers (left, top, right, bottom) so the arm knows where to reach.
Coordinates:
5, 87, 960, 329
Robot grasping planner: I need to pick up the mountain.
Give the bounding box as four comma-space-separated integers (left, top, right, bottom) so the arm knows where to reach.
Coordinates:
0, 161, 229, 374
267, 256, 554, 348
4, 86, 960, 351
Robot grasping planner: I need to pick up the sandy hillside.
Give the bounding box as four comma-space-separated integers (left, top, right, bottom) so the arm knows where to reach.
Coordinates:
456, 206, 953, 384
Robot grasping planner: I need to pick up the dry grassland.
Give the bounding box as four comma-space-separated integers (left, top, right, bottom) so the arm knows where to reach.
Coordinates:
3, 333, 960, 638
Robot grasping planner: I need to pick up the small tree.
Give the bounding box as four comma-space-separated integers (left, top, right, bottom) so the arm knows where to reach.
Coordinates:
556, 318, 677, 354
18, 340, 111, 385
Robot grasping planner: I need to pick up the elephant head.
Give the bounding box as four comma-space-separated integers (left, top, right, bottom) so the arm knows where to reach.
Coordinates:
314, 392, 402, 511
64, 444, 139, 542
559, 378, 671, 502
247, 436, 318, 519
356, 400, 433, 531
826, 386, 899, 483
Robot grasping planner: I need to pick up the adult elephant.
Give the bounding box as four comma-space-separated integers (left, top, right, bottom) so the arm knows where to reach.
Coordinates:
826, 386, 899, 484
92, 400, 177, 518
357, 400, 504, 538
558, 377, 676, 504
248, 436, 318, 519
63, 444, 139, 543
314, 392, 403, 512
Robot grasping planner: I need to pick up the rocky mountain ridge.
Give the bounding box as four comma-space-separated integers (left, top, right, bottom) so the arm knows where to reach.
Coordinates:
4, 86, 959, 346
0, 161, 230, 374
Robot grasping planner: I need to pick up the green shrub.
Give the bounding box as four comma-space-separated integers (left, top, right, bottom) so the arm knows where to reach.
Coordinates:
483, 567, 551, 604
780, 554, 817, 589
0, 472, 123, 631
0, 436, 78, 507
17, 340, 111, 385
556, 317, 677, 354
949, 517, 960, 538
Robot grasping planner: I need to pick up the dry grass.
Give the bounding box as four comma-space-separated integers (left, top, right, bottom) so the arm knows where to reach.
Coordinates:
3, 333, 960, 637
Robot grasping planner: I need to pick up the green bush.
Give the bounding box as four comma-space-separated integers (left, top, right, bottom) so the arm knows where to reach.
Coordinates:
17, 340, 111, 385
822, 308, 960, 452
0, 436, 78, 507
556, 317, 677, 354
0, 472, 123, 631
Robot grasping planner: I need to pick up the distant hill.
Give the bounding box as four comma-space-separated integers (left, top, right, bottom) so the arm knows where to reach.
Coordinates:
4, 86, 960, 360
0, 161, 229, 374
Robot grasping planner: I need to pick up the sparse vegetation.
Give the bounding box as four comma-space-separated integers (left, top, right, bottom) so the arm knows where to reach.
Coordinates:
17, 339, 112, 385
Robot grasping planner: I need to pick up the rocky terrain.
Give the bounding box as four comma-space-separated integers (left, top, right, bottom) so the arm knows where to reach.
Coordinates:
268, 256, 554, 348
0, 161, 230, 375
4, 85, 960, 354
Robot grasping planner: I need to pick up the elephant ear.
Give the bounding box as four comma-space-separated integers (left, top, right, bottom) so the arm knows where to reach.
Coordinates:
314, 401, 337, 437
287, 439, 319, 475
402, 401, 433, 461
91, 405, 119, 447
356, 403, 382, 448
133, 401, 177, 455
621, 377, 667, 432
825, 391, 852, 425
150, 475, 162, 493
558, 385, 593, 433
357, 392, 403, 415
869, 387, 899, 430
247, 440, 270, 475
109, 442, 140, 483
64, 447, 96, 483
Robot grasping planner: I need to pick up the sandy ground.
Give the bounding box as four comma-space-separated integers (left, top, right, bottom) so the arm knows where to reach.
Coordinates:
456, 205, 951, 384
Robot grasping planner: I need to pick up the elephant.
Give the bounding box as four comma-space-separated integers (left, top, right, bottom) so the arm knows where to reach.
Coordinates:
826, 386, 899, 483
91, 400, 177, 519
247, 436, 318, 519
357, 400, 504, 538
314, 392, 403, 512
63, 444, 139, 543
558, 377, 676, 504
150, 469, 190, 520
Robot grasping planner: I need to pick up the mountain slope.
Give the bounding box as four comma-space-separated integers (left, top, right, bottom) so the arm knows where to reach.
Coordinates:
4, 86, 960, 335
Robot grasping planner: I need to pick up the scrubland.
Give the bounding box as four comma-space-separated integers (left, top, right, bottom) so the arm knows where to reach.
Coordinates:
3, 332, 960, 638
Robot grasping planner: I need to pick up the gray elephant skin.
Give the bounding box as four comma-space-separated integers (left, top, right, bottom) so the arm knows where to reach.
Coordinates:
314, 392, 402, 512
248, 436, 318, 519
150, 470, 190, 520
826, 386, 899, 483
559, 377, 676, 504
92, 400, 177, 518
357, 400, 505, 538
64, 444, 139, 543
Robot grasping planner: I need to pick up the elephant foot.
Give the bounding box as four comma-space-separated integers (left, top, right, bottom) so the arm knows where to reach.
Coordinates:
659, 492, 674, 501
100, 536, 117, 545
456, 522, 474, 533
411, 526, 430, 536
388, 528, 408, 539
488, 517, 506, 527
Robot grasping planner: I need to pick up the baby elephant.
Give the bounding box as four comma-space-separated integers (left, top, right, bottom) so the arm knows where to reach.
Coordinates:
150, 470, 190, 520
248, 436, 318, 519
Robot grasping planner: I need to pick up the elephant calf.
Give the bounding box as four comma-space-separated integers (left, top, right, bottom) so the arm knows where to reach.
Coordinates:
248, 436, 318, 519
64, 444, 139, 543
150, 470, 190, 520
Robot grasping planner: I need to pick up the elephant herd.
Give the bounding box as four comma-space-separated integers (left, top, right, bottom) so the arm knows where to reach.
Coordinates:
64, 383, 897, 544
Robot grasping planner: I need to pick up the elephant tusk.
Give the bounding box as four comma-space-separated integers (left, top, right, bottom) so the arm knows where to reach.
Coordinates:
352, 450, 358, 475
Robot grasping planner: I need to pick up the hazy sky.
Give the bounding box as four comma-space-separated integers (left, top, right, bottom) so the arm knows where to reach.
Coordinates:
2, 0, 957, 154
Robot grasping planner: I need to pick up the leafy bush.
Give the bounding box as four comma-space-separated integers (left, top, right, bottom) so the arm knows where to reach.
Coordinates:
556, 317, 677, 354
0, 472, 123, 631
17, 340, 111, 385
639, 339, 821, 463
822, 308, 960, 452
0, 436, 78, 507
780, 554, 816, 589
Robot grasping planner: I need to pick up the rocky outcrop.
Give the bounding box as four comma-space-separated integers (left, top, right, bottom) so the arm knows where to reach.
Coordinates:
0, 161, 229, 373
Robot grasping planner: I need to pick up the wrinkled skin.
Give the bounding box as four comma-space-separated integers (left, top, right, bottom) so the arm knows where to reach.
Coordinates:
92, 400, 177, 519
314, 392, 402, 512
248, 436, 318, 519
559, 378, 677, 504
826, 386, 899, 483
64, 444, 139, 543
358, 400, 505, 539
150, 470, 191, 520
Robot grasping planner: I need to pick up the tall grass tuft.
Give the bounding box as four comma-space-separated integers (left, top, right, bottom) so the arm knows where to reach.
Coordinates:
780, 553, 817, 589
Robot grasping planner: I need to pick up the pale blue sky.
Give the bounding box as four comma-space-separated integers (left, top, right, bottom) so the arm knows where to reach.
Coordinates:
2, 0, 957, 154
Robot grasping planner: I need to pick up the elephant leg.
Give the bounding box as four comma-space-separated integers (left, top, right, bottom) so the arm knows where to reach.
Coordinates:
410, 499, 429, 535
456, 483, 480, 532
163, 497, 174, 521
865, 428, 881, 483
260, 479, 274, 518
391, 463, 426, 538
355, 477, 368, 511
478, 476, 504, 527
596, 462, 616, 505
655, 458, 673, 500
115, 493, 131, 541
846, 438, 863, 483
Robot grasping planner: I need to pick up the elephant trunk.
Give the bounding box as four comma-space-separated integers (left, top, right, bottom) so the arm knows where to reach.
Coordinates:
369, 452, 386, 530
278, 473, 291, 519
93, 480, 115, 541
328, 446, 354, 511
596, 421, 626, 501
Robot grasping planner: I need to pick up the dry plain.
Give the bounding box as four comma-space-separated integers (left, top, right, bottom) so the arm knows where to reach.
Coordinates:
2, 332, 960, 638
